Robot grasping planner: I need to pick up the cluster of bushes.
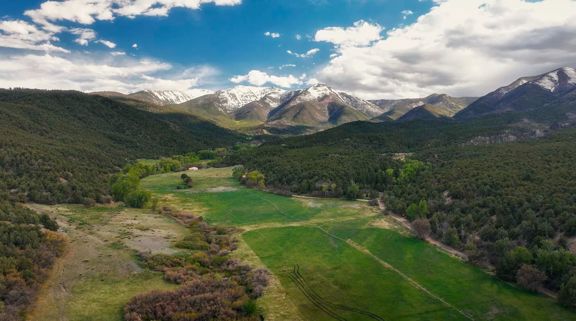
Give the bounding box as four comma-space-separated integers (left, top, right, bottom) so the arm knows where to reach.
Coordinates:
125, 208, 268, 320
124, 278, 261, 321
232, 166, 266, 189
0, 201, 64, 321
111, 153, 206, 208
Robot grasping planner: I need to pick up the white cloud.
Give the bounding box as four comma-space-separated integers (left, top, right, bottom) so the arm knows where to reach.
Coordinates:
230, 70, 301, 88
70, 28, 95, 46
0, 19, 67, 52
25, 0, 242, 28
401, 10, 414, 20
97, 39, 117, 48
279, 64, 296, 70
132, 43, 138, 48
314, 20, 383, 47
111, 51, 126, 56
264, 31, 281, 38
316, 0, 576, 99
0, 0, 241, 53
287, 48, 320, 58
295, 34, 302, 40
0, 52, 218, 95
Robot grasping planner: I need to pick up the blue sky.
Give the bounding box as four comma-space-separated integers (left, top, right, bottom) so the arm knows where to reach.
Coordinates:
0, 0, 575, 98
0, 0, 431, 83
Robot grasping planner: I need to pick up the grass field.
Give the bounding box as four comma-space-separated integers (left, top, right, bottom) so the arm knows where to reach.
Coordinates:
30, 167, 576, 321
141, 167, 576, 321
142, 168, 376, 226
26, 205, 186, 321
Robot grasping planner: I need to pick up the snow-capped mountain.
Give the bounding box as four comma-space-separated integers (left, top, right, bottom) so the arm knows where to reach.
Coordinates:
127, 90, 200, 106
213, 86, 286, 113
456, 67, 576, 119
274, 84, 383, 117
267, 84, 385, 127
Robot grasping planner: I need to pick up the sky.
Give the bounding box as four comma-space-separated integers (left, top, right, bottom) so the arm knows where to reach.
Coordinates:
0, 0, 575, 99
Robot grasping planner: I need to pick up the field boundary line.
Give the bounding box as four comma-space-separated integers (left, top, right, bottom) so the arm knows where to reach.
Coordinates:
316, 227, 475, 321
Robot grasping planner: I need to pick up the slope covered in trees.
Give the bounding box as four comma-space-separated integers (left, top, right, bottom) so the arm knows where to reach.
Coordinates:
0, 89, 243, 204
227, 108, 576, 307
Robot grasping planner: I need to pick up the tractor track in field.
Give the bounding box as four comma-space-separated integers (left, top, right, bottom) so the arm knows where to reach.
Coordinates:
288, 265, 387, 321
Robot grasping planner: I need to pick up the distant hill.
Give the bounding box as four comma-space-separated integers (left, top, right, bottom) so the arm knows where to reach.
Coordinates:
0, 89, 242, 203
456, 67, 576, 119
397, 105, 451, 122
371, 94, 476, 120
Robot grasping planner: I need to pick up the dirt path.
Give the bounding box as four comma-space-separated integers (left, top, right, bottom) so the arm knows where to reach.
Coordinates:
345, 240, 475, 321
315, 227, 475, 321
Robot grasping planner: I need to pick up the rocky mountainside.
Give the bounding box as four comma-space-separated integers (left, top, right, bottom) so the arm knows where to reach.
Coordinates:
456, 67, 576, 119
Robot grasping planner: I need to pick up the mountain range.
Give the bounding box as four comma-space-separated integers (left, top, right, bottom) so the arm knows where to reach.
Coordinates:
93, 85, 473, 134
89, 66, 576, 136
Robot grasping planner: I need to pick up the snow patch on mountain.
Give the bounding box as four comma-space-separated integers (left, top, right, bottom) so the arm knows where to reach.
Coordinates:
215, 86, 286, 113
495, 67, 576, 96
144, 90, 193, 105
533, 67, 576, 92
281, 84, 383, 117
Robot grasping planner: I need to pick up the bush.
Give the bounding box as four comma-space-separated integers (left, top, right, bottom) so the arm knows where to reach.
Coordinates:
125, 190, 151, 208
516, 264, 547, 292
559, 276, 576, 310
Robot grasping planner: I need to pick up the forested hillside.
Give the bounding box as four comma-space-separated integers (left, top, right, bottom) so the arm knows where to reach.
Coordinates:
227, 108, 576, 306
0, 89, 243, 204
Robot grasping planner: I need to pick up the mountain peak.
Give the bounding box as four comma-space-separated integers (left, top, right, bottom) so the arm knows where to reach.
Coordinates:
532, 67, 576, 92
456, 67, 576, 120
212, 86, 286, 113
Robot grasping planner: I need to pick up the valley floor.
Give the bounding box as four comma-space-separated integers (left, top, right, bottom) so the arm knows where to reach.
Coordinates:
29, 167, 576, 321
142, 168, 576, 321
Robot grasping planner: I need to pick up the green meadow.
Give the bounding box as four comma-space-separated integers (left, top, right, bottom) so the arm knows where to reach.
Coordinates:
135, 167, 576, 321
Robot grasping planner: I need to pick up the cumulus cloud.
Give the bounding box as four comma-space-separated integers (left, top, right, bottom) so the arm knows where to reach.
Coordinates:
230, 70, 301, 88
316, 0, 576, 99
0, 51, 218, 95
132, 43, 138, 48
287, 48, 320, 58
314, 20, 383, 47
264, 31, 281, 38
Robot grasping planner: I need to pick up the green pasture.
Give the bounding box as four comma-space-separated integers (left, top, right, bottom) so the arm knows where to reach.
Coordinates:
138, 167, 576, 321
